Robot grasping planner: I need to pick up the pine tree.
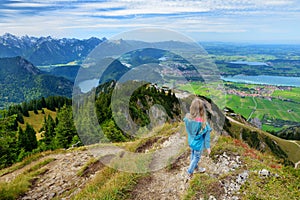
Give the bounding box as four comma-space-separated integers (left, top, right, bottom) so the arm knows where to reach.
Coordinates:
21, 102, 29, 117
42, 115, 56, 148
0, 115, 18, 168
17, 126, 27, 149
54, 105, 78, 148
39, 97, 46, 108
24, 123, 37, 151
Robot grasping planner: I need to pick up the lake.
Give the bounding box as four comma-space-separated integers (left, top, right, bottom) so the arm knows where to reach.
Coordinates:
78, 75, 300, 93
229, 61, 268, 66
222, 75, 300, 87
78, 78, 99, 93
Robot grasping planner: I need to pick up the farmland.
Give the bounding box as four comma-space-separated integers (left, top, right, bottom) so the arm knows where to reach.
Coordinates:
179, 81, 300, 132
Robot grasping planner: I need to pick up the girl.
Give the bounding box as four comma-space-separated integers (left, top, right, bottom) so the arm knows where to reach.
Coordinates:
184, 98, 212, 179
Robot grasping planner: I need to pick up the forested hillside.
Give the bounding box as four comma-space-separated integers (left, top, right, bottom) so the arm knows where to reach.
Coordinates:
0, 80, 181, 169
0, 57, 73, 108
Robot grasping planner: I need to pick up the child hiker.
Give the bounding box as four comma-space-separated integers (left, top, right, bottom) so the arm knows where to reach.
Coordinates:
184, 97, 212, 180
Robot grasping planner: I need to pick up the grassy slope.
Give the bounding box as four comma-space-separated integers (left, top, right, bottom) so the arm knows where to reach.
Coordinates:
228, 117, 300, 164
184, 135, 300, 200
19, 109, 57, 140
1, 122, 299, 200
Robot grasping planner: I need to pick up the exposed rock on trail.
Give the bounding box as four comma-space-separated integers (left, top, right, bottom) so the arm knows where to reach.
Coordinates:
18, 150, 95, 200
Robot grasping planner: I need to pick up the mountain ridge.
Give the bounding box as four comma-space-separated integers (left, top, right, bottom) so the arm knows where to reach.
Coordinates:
0, 33, 104, 66
0, 56, 73, 108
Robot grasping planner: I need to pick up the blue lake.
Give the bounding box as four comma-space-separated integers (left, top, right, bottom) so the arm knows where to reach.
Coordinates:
229, 61, 268, 66
78, 78, 99, 93
222, 75, 300, 87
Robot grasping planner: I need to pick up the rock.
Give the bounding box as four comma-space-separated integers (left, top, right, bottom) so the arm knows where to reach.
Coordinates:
236, 171, 249, 184
49, 192, 56, 198
209, 195, 217, 200
259, 169, 270, 177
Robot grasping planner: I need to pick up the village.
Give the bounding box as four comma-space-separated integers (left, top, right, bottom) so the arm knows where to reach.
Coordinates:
225, 83, 293, 101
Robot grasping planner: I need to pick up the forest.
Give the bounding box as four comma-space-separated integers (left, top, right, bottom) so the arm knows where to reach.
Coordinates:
0, 80, 180, 169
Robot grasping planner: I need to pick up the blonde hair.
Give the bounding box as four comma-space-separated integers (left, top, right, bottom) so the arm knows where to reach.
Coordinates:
189, 98, 207, 129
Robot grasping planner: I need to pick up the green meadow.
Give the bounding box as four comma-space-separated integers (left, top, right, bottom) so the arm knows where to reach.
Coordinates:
179, 81, 300, 132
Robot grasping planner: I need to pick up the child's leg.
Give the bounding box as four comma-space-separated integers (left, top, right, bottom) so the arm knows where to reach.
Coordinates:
187, 149, 201, 175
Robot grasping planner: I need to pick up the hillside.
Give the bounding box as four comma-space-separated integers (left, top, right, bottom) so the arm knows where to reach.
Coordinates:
0, 121, 299, 200
0, 57, 73, 108
0, 92, 299, 199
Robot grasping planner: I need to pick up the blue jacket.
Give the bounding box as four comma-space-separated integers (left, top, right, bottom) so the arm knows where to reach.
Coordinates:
183, 117, 212, 151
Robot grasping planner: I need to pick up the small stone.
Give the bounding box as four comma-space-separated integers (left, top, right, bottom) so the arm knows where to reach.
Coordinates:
209, 195, 217, 200
48, 192, 56, 198
259, 169, 270, 177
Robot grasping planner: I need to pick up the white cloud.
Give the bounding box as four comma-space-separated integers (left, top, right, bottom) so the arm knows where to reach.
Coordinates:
0, 0, 299, 42
5, 2, 53, 7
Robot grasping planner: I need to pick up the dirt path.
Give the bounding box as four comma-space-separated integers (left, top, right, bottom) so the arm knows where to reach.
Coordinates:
0, 153, 62, 183
130, 148, 245, 200
18, 150, 95, 200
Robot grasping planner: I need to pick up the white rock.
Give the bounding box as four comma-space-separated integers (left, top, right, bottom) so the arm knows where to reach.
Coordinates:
259, 169, 270, 177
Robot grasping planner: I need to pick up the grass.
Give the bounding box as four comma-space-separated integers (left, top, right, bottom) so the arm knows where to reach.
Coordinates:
0, 150, 59, 176
73, 123, 183, 200
19, 108, 57, 140
183, 174, 223, 200
180, 81, 300, 132
260, 130, 300, 164
228, 117, 300, 164
241, 166, 300, 200
183, 135, 300, 200
73, 167, 144, 200
76, 157, 99, 177
271, 87, 300, 102
0, 158, 54, 200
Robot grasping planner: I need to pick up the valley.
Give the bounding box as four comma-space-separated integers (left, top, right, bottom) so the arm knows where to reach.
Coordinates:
0, 34, 299, 200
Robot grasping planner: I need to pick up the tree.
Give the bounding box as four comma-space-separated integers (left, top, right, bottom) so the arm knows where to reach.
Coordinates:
41, 115, 56, 148
0, 115, 18, 168
17, 126, 27, 149
102, 119, 127, 142
54, 105, 78, 148
23, 123, 38, 151
21, 102, 29, 117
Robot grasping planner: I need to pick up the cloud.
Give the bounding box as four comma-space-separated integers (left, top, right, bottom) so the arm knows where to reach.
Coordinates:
0, 0, 299, 42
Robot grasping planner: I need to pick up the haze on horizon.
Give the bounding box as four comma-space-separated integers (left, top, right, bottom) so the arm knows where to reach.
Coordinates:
0, 0, 299, 44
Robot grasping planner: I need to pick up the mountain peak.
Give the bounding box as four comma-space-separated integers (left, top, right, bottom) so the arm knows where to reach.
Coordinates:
0, 33, 104, 65
15, 56, 41, 75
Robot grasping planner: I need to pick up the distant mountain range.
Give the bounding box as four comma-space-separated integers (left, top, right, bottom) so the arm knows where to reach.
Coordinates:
0, 33, 104, 66
0, 56, 73, 108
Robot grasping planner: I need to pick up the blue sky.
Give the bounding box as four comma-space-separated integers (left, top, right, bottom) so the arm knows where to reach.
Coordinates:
0, 0, 299, 43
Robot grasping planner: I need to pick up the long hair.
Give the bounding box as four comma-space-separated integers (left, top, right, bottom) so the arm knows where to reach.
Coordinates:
189, 98, 207, 129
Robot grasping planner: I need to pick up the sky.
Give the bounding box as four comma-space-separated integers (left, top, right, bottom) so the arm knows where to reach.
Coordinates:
0, 0, 300, 43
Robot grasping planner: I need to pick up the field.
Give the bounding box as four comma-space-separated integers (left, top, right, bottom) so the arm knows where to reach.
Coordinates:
179, 81, 300, 132
19, 109, 57, 140
271, 87, 300, 102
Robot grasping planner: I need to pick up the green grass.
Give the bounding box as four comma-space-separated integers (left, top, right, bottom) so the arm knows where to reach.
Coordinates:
183, 135, 300, 200
271, 87, 300, 102
262, 124, 283, 132
261, 130, 300, 164
76, 157, 99, 177
19, 108, 57, 140
0, 158, 54, 200
73, 167, 144, 200
0, 150, 59, 176
179, 81, 226, 109
73, 123, 182, 200
181, 81, 300, 132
